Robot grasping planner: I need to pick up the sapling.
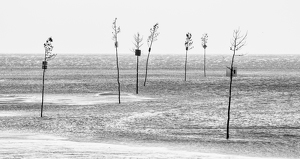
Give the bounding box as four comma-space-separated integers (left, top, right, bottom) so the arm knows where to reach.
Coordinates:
184, 32, 194, 81
112, 18, 121, 104
132, 32, 143, 94
201, 33, 208, 77
226, 29, 247, 139
144, 23, 159, 86
41, 37, 56, 117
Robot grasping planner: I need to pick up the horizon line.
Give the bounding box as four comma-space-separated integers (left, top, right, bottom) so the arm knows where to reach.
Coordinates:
0, 52, 299, 56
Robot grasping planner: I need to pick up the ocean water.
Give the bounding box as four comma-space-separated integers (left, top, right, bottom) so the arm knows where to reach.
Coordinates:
1, 54, 300, 70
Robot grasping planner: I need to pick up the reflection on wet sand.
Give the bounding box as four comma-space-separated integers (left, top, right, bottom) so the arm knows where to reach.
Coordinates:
0, 92, 153, 106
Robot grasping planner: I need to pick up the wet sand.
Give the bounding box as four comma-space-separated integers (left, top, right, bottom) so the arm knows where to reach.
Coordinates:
1, 55, 300, 159
0, 131, 273, 159
0, 92, 153, 105
0, 92, 293, 159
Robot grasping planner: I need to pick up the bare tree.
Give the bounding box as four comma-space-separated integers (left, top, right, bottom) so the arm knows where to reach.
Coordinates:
201, 33, 208, 77
112, 18, 121, 104
132, 33, 143, 94
41, 37, 56, 117
144, 23, 159, 86
226, 29, 247, 139
184, 32, 194, 81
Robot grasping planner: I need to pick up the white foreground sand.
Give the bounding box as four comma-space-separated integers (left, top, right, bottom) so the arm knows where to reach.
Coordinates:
0, 131, 278, 159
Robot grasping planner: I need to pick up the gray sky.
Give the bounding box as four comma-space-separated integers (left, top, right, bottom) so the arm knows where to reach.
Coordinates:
0, 0, 299, 55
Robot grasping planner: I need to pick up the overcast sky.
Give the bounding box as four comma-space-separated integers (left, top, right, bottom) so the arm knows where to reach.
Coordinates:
0, 0, 299, 55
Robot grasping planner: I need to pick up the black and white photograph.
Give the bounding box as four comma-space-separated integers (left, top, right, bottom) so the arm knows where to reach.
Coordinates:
0, 0, 299, 158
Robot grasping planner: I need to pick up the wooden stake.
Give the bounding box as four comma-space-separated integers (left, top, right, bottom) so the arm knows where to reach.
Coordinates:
136, 56, 139, 94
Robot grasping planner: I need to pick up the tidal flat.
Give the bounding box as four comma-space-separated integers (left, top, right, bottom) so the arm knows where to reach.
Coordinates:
0, 54, 299, 158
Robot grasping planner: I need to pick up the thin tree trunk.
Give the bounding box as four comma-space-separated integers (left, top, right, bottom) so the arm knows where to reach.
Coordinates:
41, 68, 45, 117
226, 49, 236, 139
226, 71, 233, 139
204, 49, 206, 77
136, 56, 139, 94
144, 48, 151, 86
41, 50, 47, 118
226, 29, 247, 139
185, 50, 188, 81
115, 47, 121, 104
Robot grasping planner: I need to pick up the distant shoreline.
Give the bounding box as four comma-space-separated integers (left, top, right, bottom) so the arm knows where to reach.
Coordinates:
0, 53, 299, 56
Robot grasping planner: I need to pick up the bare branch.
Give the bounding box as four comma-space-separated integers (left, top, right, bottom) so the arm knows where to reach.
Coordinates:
236, 43, 245, 51
147, 23, 159, 48
112, 18, 120, 43
130, 48, 135, 53
236, 52, 247, 56
133, 32, 143, 50
236, 32, 247, 48
230, 29, 247, 51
